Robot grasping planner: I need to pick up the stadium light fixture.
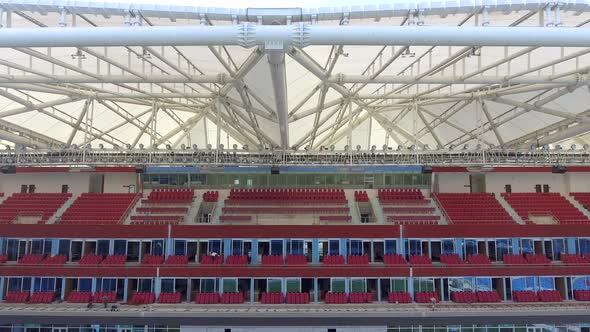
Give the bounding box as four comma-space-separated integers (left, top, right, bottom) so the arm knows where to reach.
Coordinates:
193, 144, 199, 150
138, 143, 144, 150
165, 144, 172, 150
242, 145, 248, 151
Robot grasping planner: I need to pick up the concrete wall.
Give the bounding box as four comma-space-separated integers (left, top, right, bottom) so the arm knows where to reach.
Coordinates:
103, 173, 138, 193
435, 173, 470, 193
0, 173, 91, 194
485, 173, 568, 194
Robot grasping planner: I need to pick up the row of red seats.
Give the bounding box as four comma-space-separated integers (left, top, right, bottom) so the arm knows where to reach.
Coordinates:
388, 220, 439, 225
378, 189, 424, 202
166, 255, 189, 265
467, 254, 492, 265
349, 292, 372, 303
141, 254, 164, 265
78, 254, 103, 265
0, 254, 7, 263
451, 291, 502, 303
195, 292, 219, 304
228, 188, 346, 202
409, 255, 432, 265
538, 290, 563, 302
0, 193, 71, 224
261, 292, 284, 304
383, 254, 407, 265
451, 291, 478, 303
200, 255, 223, 265
434, 193, 515, 225
286, 292, 310, 304
18, 254, 44, 265
525, 253, 552, 265
383, 207, 435, 214
222, 207, 349, 214
388, 292, 412, 303
130, 215, 183, 222
146, 189, 194, 203
30, 291, 55, 304
319, 215, 352, 222
225, 255, 248, 265
67, 291, 92, 303
102, 255, 126, 265
221, 292, 244, 304
347, 255, 369, 265
61, 193, 137, 225
561, 254, 590, 264
43, 255, 68, 265
130, 292, 155, 305
512, 291, 537, 302
324, 292, 347, 304
261, 255, 283, 265
157, 292, 181, 304
354, 191, 369, 202
503, 254, 528, 265
219, 215, 252, 222
286, 255, 308, 265
93, 292, 117, 303
4, 291, 29, 303
440, 254, 465, 265
203, 191, 219, 202
136, 207, 189, 214
130, 220, 181, 225
415, 291, 440, 303
387, 215, 440, 222
502, 193, 588, 224
323, 255, 345, 265
574, 290, 590, 301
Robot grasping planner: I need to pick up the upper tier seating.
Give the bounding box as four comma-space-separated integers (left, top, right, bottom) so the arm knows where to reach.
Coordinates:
200, 255, 223, 265
440, 254, 465, 265
451, 291, 478, 303
538, 290, 562, 302
477, 291, 502, 303
261, 255, 283, 265
130, 292, 155, 305
349, 292, 372, 303
4, 291, 29, 303
157, 292, 182, 304
101, 255, 126, 265
203, 191, 219, 202
30, 291, 55, 304
525, 254, 552, 265
347, 255, 370, 265
226, 188, 347, 204
323, 255, 345, 265
141, 254, 164, 265
503, 254, 528, 265
415, 291, 440, 303
0, 193, 71, 224
467, 254, 492, 265
225, 255, 248, 265
570, 192, 590, 211
561, 254, 590, 264
433, 193, 515, 225
388, 292, 412, 303
132, 189, 194, 225
354, 191, 369, 202
165, 255, 189, 265
78, 254, 103, 266
18, 254, 44, 265
409, 255, 432, 266
42, 254, 67, 265
379, 189, 440, 225
286, 292, 310, 304
195, 292, 220, 304
221, 292, 244, 304
60, 193, 138, 225
67, 291, 92, 303
325, 292, 347, 304
512, 291, 538, 302
383, 254, 407, 265
501, 193, 588, 224
285, 254, 307, 265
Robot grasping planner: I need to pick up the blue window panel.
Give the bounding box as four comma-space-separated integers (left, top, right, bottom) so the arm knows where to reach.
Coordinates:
152, 240, 164, 256
496, 239, 511, 258
385, 240, 396, 255
208, 240, 221, 255
552, 239, 565, 259
174, 240, 187, 256
476, 277, 492, 291
328, 240, 340, 256
539, 277, 555, 290
138, 279, 152, 292
448, 277, 475, 292
43, 239, 52, 255
97, 240, 110, 256
464, 239, 477, 256
161, 279, 175, 293
409, 240, 422, 256
5, 239, 18, 260
58, 240, 71, 256
270, 240, 283, 256
79, 278, 92, 292
580, 239, 590, 255
98, 278, 117, 292
22, 278, 31, 292
7, 278, 22, 291
350, 240, 363, 255
232, 240, 244, 256
34, 278, 55, 292
31, 240, 43, 255
113, 240, 127, 255
442, 240, 455, 254
572, 276, 590, 290
520, 239, 534, 255
290, 240, 304, 255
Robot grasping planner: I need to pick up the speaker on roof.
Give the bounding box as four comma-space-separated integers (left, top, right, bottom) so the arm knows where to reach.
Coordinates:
0, 166, 16, 174
552, 165, 567, 174
270, 166, 280, 175
422, 166, 433, 174
135, 166, 144, 174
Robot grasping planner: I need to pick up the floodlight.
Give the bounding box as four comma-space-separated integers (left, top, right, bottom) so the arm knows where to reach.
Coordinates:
242, 145, 248, 151
192, 144, 198, 150
330, 145, 335, 151
98, 144, 104, 150
219, 144, 224, 150
571, 144, 577, 151
138, 143, 144, 150
233, 144, 238, 150
125, 144, 131, 149
206, 144, 212, 150
180, 144, 186, 150
165, 144, 172, 150
356, 145, 361, 151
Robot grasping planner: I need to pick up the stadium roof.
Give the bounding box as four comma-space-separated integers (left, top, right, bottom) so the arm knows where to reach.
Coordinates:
0, 0, 588, 153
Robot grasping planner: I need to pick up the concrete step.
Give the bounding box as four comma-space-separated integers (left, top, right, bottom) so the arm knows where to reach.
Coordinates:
48, 194, 78, 224
565, 194, 590, 220
496, 194, 525, 225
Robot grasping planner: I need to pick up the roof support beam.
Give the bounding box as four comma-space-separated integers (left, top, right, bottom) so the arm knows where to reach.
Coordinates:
268, 53, 290, 149
66, 98, 91, 147
480, 100, 505, 146
486, 96, 590, 122
0, 25, 588, 48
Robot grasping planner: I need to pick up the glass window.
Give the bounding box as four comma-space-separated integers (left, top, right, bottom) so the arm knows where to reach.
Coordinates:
161, 279, 175, 293
391, 279, 406, 292
231, 240, 243, 256
413, 278, 435, 292
349, 240, 363, 256
31, 240, 43, 255
520, 239, 534, 255
351, 279, 366, 292
152, 240, 164, 256
222, 279, 237, 292
552, 239, 565, 260
538, 277, 555, 290
200, 279, 215, 293
442, 240, 455, 254
476, 277, 492, 291
408, 240, 422, 256
328, 240, 340, 256
98, 278, 117, 292
571, 276, 590, 290
289, 240, 304, 255
43, 240, 52, 255
138, 279, 152, 292
496, 239, 511, 259
97, 240, 110, 256
113, 240, 126, 255
174, 240, 186, 256
270, 240, 283, 256
267, 279, 282, 293
286, 279, 300, 292
58, 240, 71, 257
79, 278, 92, 292
208, 240, 221, 255
331, 279, 346, 292
385, 240, 397, 255
464, 239, 478, 256
580, 238, 590, 255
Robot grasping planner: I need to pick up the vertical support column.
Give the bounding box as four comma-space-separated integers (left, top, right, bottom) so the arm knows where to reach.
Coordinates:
251, 239, 258, 264
283, 239, 287, 258
165, 238, 174, 259
408, 276, 414, 300
341, 238, 348, 262
109, 240, 114, 255
0, 238, 4, 254
61, 278, 66, 300
313, 278, 318, 303
503, 278, 508, 300
312, 239, 319, 264
219, 279, 224, 296
377, 278, 382, 302
456, 239, 464, 259
281, 278, 287, 297
154, 277, 161, 298
0, 278, 4, 300
123, 278, 128, 302
511, 238, 520, 255
91, 278, 97, 293
567, 237, 577, 254
370, 241, 375, 263
344, 277, 350, 295
223, 239, 231, 261
51, 239, 59, 256
186, 278, 192, 302
30, 277, 35, 295
250, 278, 255, 303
